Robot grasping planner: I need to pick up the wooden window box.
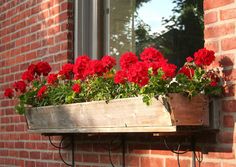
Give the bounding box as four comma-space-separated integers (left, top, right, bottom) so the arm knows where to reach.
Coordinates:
25, 93, 215, 134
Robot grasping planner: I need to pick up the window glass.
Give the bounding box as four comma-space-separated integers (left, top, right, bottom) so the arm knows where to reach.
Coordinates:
104, 0, 204, 67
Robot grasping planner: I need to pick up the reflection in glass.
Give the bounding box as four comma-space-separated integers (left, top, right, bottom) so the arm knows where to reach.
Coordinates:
105, 0, 204, 67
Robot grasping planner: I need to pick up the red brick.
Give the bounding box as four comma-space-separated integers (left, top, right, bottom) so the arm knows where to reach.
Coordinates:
126, 155, 140, 167
205, 23, 235, 38
29, 134, 41, 140
26, 16, 38, 25
204, 0, 234, 10
222, 163, 236, 167
30, 151, 40, 159
201, 162, 221, 167
47, 162, 64, 167
218, 132, 235, 144
59, 12, 69, 22
35, 162, 48, 167
222, 100, 236, 112
205, 11, 218, 24
49, 45, 61, 54
141, 157, 164, 167
25, 161, 36, 167
30, 24, 41, 33
205, 41, 219, 52
166, 158, 190, 167
221, 37, 236, 51
99, 155, 120, 165
221, 8, 236, 20
25, 52, 37, 60
21, 27, 31, 37
31, 41, 41, 50
82, 154, 99, 163
16, 38, 26, 46
19, 151, 29, 158
40, 1, 50, 10
38, 10, 49, 21
49, 5, 60, 15
204, 148, 235, 159
41, 152, 53, 160
6, 124, 14, 131
15, 142, 24, 149
25, 142, 36, 149
31, 6, 40, 15
54, 52, 68, 61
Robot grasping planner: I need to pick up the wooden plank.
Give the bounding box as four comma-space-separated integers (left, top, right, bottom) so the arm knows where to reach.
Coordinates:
167, 93, 209, 126
25, 97, 173, 133
27, 126, 177, 133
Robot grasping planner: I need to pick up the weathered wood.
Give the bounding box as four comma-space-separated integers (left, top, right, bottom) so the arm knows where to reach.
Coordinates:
25, 97, 173, 133
25, 94, 210, 134
167, 93, 209, 126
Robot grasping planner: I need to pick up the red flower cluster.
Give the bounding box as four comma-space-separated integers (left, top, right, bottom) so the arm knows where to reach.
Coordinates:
140, 47, 165, 62
120, 52, 138, 70
114, 70, 127, 84
127, 62, 149, 87
186, 56, 193, 62
59, 63, 74, 79
72, 84, 81, 93
178, 66, 195, 79
47, 74, 58, 84
86, 60, 105, 76
28, 64, 37, 75
73, 55, 116, 79
102, 56, 116, 72
13, 81, 27, 93
162, 63, 177, 79
22, 71, 34, 82
114, 47, 177, 87
37, 86, 47, 99
22, 62, 52, 82
36, 62, 52, 76
194, 48, 215, 66
73, 55, 91, 80
4, 88, 14, 98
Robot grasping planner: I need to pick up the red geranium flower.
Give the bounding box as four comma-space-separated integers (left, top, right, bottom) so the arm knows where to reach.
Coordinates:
59, 63, 74, 79
194, 48, 215, 66
37, 86, 47, 99
127, 62, 149, 87
47, 74, 58, 84
73, 55, 90, 80
22, 71, 34, 82
178, 66, 195, 79
102, 55, 116, 71
36, 62, 52, 76
186, 56, 193, 62
4, 88, 14, 98
114, 70, 127, 84
140, 47, 165, 62
28, 64, 37, 75
13, 81, 27, 93
120, 52, 138, 70
72, 84, 81, 93
161, 63, 177, 79
85, 60, 105, 76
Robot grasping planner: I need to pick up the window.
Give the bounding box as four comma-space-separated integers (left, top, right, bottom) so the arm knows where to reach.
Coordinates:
75, 0, 204, 67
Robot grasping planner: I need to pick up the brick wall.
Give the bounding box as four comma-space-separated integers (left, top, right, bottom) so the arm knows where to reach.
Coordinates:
0, 0, 73, 166
204, 0, 236, 164
0, 0, 236, 167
